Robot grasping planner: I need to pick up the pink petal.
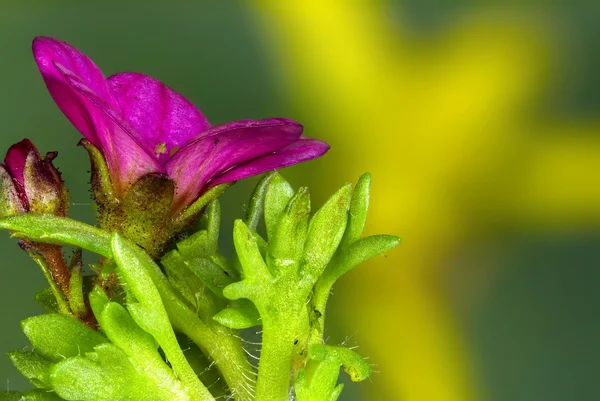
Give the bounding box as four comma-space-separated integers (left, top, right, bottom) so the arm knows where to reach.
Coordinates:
107, 73, 211, 164
209, 137, 330, 187
33, 37, 161, 193
3, 139, 38, 188
167, 118, 303, 211
32, 37, 115, 147
60, 68, 163, 192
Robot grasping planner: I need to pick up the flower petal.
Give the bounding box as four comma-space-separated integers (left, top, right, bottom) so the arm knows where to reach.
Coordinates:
60, 68, 163, 193
33, 37, 161, 193
166, 118, 303, 211
209, 137, 330, 187
107, 73, 211, 164
32, 37, 115, 147
3, 139, 39, 188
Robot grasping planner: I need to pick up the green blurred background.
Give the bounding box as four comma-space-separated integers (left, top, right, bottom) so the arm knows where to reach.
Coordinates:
1, 1, 599, 400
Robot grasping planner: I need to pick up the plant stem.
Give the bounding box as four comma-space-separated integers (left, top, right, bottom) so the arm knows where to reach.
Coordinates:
255, 316, 297, 401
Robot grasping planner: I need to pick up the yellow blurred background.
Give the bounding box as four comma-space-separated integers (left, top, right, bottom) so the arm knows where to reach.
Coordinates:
1, 1, 599, 400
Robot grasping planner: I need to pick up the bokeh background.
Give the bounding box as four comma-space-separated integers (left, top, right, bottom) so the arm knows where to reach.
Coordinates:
1, 1, 599, 400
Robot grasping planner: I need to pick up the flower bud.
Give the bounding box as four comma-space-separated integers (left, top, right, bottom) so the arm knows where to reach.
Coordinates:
0, 139, 69, 217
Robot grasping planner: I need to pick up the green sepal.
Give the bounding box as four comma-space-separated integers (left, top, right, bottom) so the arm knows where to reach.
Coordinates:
21, 314, 107, 360
118, 173, 175, 257
79, 139, 116, 213
267, 187, 310, 276
35, 288, 58, 313
213, 299, 261, 329
173, 183, 231, 228
264, 173, 294, 241
8, 350, 52, 389
0, 214, 111, 257
0, 165, 25, 217
300, 184, 351, 289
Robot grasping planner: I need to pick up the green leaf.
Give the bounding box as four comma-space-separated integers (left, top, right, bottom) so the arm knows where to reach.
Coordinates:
162, 249, 203, 308
35, 288, 58, 313
110, 233, 214, 401
268, 187, 310, 275
21, 314, 107, 360
186, 257, 234, 297
0, 214, 111, 257
213, 299, 261, 329
177, 229, 211, 260
89, 287, 187, 400
340, 172, 371, 248
264, 173, 294, 241
50, 343, 154, 401
8, 350, 52, 388
231, 219, 270, 284
21, 390, 64, 401
301, 184, 351, 287
310, 345, 372, 382
245, 171, 277, 231
324, 234, 401, 284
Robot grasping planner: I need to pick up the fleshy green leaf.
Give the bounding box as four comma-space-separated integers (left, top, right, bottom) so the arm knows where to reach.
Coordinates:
231, 219, 270, 285
264, 173, 294, 241
49, 343, 158, 401
268, 187, 310, 275
177, 229, 211, 260
0, 214, 111, 257
35, 288, 58, 313
185, 257, 234, 297
213, 300, 261, 329
310, 345, 372, 382
340, 172, 370, 248
21, 389, 64, 401
21, 314, 107, 360
110, 233, 214, 401
8, 350, 52, 388
89, 287, 188, 400
323, 234, 401, 284
301, 184, 351, 287
245, 171, 277, 231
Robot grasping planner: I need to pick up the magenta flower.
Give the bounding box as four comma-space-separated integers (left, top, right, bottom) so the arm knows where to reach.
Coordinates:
32, 37, 329, 213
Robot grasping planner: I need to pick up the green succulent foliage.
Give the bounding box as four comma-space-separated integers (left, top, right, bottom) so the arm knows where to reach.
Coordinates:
0, 172, 399, 401
219, 172, 399, 401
